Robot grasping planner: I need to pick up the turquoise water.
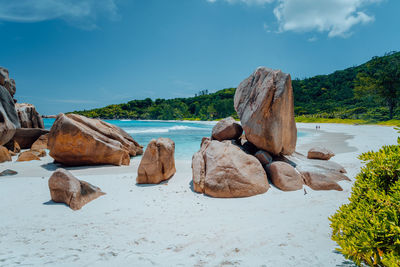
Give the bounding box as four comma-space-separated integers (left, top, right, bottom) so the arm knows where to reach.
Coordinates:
44, 119, 305, 159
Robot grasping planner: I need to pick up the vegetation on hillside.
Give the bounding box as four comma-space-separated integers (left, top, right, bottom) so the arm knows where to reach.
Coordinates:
72, 52, 400, 123
330, 135, 400, 266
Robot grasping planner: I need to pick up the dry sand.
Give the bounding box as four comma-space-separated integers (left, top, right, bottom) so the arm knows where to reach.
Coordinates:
0, 123, 398, 266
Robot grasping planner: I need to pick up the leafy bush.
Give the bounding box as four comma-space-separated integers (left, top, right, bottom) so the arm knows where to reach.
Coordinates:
330, 137, 400, 266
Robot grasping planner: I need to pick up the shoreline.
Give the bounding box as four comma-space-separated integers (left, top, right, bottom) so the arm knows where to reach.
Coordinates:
0, 124, 398, 266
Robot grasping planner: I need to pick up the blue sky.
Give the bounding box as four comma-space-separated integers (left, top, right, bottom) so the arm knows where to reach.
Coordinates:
0, 0, 399, 115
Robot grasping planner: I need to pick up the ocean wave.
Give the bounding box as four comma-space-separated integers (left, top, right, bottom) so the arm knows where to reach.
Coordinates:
123, 125, 204, 134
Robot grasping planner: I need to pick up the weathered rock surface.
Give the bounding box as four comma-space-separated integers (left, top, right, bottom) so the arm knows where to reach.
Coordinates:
234, 67, 297, 155
211, 117, 243, 141
0, 145, 12, 163
307, 147, 335, 160
48, 113, 143, 166
31, 133, 48, 151
267, 161, 304, 191
0, 86, 20, 145
13, 128, 49, 149
0, 169, 17, 176
48, 168, 105, 210
15, 103, 44, 129
283, 152, 349, 191
137, 138, 176, 184
4, 139, 20, 153
192, 140, 269, 198
0, 67, 16, 97
17, 151, 41, 162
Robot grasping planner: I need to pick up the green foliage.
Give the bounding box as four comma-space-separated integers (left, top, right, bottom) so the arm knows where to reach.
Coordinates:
355, 52, 400, 119
330, 137, 400, 266
72, 88, 237, 120
71, 52, 400, 122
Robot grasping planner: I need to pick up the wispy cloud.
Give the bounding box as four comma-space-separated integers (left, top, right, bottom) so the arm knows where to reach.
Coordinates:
0, 0, 119, 30
207, 0, 383, 38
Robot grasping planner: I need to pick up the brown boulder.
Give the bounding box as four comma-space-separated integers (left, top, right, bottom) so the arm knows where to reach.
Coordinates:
307, 147, 335, 160
31, 133, 48, 151
4, 139, 20, 153
137, 138, 176, 184
284, 152, 349, 191
15, 103, 44, 129
0, 146, 11, 163
48, 113, 143, 166
211, 117, 243, 141
234, 67, 297, 155
0, 86, 20, 145
192, 140, 269, 198
48, 168, 105, 210
17, 151, 40, 162
267, 161, 304, 191
13, 128, 49, 149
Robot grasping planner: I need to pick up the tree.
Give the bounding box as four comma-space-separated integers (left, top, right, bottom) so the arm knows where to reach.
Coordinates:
355, 52, 400, 119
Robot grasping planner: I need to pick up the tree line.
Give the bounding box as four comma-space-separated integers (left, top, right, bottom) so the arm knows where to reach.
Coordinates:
72, 51, 400, 122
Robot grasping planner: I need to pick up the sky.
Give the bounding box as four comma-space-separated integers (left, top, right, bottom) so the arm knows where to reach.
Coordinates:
0, 0, 399, 115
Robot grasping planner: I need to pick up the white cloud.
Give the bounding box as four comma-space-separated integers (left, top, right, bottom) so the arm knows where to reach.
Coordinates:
274, 0, 380, 37
0, 0, 118, 29
208, 0, 382, 38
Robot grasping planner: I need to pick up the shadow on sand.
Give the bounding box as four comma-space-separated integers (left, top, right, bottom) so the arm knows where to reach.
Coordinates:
42, 200, 68, 207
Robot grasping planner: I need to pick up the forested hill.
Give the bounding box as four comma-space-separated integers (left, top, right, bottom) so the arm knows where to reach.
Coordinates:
72, 51, 400, 121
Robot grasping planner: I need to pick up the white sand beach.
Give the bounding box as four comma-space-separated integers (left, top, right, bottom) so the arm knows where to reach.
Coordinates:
0, 123, 398, 267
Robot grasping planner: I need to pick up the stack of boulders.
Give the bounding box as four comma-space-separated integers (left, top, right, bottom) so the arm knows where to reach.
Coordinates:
0, 66, 49, 163
192, 67, 349, 198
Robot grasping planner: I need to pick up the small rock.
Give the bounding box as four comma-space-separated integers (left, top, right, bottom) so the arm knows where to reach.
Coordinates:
17, 151, 40, 162
0, 145, 11, 163
31, 134, 48, 151
4, 139, 20, 153
307, 147, 335, 160
267, 161, 304, 191
0, 169, 17, 176
255, 150, 273, 166
211, 117, 243, 141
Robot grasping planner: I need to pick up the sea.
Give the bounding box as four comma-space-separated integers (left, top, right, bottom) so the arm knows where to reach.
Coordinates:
44, 119, 305, 160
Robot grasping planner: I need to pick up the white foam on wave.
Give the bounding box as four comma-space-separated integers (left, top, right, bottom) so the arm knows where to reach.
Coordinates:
123, 125, 204, 134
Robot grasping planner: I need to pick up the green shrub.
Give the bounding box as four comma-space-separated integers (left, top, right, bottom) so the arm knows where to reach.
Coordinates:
330, 137, 400, 266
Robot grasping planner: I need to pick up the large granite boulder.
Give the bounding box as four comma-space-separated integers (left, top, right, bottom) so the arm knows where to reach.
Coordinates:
48, 113, 143, 166
234, 67, 297, 155
211, 117, 243, 141
0, 145, 12, 163
282, 152, 349, 191
48, 168, 105, 210
0, 67, 16, 98
13, 128, 49, 149
192, 139, 269, 198
267, 161, 304, 191
137, 138, 176, 184
0, 86, 20, 145
307, 147, 335, 160
15, 103, 44, 129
